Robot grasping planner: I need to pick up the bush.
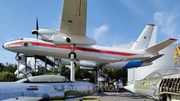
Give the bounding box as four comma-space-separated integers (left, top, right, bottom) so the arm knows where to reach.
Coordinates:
0, 71, 17, 82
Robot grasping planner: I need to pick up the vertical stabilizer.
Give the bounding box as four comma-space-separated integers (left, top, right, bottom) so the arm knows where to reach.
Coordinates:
131, 24, 157, 50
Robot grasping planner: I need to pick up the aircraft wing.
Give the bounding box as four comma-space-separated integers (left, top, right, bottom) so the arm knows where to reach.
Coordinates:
2, 97, 41, 101
60, 0, 87, 35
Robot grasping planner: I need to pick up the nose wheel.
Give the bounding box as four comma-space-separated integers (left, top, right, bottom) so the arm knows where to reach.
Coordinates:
68, 44, 76, 81
68, 52, 76, 60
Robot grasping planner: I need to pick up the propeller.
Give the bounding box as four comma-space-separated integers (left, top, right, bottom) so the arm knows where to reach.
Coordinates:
32, 17, 39, 40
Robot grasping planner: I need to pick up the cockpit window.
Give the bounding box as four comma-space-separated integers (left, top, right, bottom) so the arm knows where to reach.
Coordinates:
27, 75, 70, 83
13, 38, 24, 41
143, 67, 180, 80
164, 68, 180, 76
143, 69, 164, 80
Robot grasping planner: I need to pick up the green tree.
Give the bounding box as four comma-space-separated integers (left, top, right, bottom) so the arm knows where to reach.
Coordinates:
102, 68, 127, 80
0, 63, 4, 72
0, 71, 17, 82
61, 65, 70, 79
3, 62, 17, 73
75, 66, 91, 80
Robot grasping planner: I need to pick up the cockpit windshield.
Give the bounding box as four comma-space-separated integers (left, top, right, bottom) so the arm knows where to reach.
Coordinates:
143, 67, 180, 80
13, 38, 24, 41
27, 75, 70, 83
143, 70, 163, 80
17, 75, 70, 83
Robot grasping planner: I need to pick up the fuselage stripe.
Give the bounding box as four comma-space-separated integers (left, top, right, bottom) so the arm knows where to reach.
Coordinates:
6, 41, 138, 56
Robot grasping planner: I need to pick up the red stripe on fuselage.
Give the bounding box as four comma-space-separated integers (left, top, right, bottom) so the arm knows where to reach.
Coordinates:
7, 41, 138, 56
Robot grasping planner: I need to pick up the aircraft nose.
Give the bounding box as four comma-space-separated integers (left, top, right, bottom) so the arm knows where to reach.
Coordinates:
124, 83, 135, 93
2, 44, 4, 48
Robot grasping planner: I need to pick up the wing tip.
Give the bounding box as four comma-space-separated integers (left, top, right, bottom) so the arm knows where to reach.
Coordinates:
169, 38, 177, 41
147, 24, 156, 26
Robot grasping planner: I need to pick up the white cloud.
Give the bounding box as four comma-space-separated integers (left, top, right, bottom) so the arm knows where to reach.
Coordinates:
153, 11, 180, 37
119, 0, 144, 15
93, 24, 108, 41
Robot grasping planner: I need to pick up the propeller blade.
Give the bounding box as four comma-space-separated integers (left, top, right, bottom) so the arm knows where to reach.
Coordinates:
32, 17, 39, 40
36, 17, 39, 30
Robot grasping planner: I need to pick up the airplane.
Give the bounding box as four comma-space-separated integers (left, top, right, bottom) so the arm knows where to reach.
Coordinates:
2, 0, 177, 80
2, 26, 176, 70
124, 67, 180, 101
0, 75, 98, 101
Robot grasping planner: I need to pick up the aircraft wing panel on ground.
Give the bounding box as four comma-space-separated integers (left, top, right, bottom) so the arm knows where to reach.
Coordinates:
60, 0, 87, 36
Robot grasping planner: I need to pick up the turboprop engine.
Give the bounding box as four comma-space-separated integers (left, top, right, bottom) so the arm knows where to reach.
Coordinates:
79, 61, 101, 71
32, 28, 96, 46
31, 18, 96, 46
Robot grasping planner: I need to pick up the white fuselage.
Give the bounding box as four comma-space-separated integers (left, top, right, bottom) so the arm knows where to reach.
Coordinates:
3, 38, 149, 63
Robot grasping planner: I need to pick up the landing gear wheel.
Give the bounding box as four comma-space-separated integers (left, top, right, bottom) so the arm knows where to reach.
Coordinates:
15, 53, 21, 61
68, 52, 76, 60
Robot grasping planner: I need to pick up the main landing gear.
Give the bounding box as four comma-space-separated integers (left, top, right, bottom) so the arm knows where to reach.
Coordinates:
68, 44, 76, 81
15, 53, 20, 78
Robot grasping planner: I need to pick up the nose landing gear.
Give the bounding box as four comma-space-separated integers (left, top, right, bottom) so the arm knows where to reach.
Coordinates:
68, 44, 76, 81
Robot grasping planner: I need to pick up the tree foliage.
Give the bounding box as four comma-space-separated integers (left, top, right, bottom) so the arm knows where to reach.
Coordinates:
0, 62, 127, 83
103, 68, 127, 80
0, 71, 17, 82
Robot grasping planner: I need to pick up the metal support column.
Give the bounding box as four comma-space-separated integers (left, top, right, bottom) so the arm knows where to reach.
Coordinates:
53, 58, 55, 75
25, 56, 27, 74
58, 59, 61, 76
17, 60, 19, 78
70, 61, 75, 81
34, 56, 36, 74
45, 56, 47, 74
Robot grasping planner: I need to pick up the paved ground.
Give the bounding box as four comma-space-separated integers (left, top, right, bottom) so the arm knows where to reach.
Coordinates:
84, 91, 155, 101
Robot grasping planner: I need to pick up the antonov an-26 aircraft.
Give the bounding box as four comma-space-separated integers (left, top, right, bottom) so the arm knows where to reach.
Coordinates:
2, 0, 177, 79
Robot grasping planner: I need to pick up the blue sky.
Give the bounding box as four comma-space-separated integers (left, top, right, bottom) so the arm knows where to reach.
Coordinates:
1, 0, 180, 64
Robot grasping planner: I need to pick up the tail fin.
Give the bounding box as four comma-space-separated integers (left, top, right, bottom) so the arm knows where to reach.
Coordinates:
131, 24, 157, 50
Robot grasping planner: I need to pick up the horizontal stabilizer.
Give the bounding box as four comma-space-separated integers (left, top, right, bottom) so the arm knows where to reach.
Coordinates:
141, 54, 164, 63
145, 38, 177, 53
99, 57, 150, 63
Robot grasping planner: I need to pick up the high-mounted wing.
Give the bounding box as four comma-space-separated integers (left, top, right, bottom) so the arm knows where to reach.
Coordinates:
60, 0, 87, 35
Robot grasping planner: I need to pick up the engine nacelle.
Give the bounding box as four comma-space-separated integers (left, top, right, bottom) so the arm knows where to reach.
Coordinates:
80, 66, 96, 71
80, 61, 99, 67
52, 34, 96, 45
38, 29, 59, 42
79, 61, 100, 71
38, 28, 96, 45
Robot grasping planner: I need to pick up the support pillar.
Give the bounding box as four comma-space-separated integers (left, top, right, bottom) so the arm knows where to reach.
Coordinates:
70, 60, 75, 81
53, 58, 55, 75
34, 57, 36, 74
45, 56, 47, 74
58, 59, 61, 76
25, 56, 27, 73
17, 60, 19, 78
